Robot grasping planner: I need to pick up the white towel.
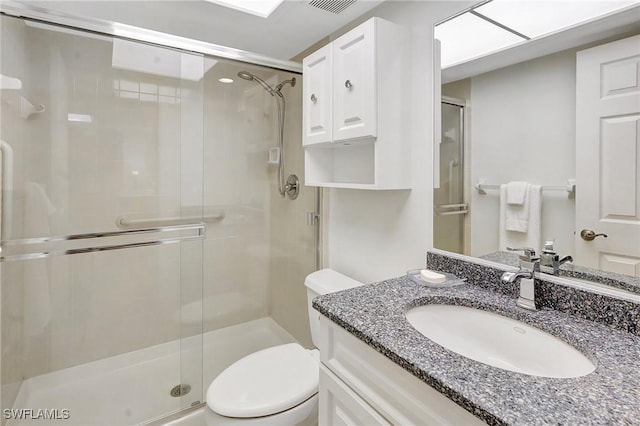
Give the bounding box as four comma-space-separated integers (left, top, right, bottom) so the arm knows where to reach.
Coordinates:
505, 182, 531, 232
507, 181, 529, 205
499, 184, 542, 252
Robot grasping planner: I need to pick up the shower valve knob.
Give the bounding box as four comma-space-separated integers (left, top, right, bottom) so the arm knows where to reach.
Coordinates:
310, 94, 317, 103
345, 80, 353, 89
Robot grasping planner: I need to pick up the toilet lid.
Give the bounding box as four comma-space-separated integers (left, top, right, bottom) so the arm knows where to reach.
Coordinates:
206, 343, 319, 418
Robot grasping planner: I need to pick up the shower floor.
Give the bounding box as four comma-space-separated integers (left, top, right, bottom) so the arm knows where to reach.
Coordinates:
8, 317, 298, 426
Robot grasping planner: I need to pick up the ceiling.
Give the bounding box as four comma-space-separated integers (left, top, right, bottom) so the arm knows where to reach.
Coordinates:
20, 0, 385, 61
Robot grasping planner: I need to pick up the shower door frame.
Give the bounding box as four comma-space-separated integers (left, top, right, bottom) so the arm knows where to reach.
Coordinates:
0, 2, 321, 423
434, 96, 470, 255
0, 1, 302, 74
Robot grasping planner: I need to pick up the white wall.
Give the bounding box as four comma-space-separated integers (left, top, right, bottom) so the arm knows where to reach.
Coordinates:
323, 1, 475, 284
460, 50, 578, 258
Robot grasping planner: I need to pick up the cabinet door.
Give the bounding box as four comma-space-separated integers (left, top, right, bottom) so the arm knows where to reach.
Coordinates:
332, 18, 376, 142
303, 44, 333, 145
319, 365, 390, 426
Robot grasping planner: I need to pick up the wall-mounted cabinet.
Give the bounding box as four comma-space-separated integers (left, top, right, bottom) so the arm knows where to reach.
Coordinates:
303, 44, 333, 145
302, 17, 410, 190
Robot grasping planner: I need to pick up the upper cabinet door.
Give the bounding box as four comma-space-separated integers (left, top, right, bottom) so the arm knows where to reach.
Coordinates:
332, 19, 376, 142
303, 44, 333, 146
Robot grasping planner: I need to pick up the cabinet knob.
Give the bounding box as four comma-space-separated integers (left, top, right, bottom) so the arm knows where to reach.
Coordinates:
345, 80, 353, 89
310, 94, 317, 103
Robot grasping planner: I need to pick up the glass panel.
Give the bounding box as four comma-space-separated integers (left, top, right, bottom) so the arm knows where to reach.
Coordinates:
435, 12, 525, 67
434, 102, 465, 254
0, 15, 204, 424
201, 59, 316, 392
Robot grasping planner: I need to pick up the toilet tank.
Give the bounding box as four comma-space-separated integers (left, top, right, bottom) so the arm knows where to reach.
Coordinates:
305, 269, 363, 348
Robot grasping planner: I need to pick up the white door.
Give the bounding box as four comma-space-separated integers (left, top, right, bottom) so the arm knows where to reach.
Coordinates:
332, 18, 376, 142
303, 44, 333, 145
575, 34, 640, 277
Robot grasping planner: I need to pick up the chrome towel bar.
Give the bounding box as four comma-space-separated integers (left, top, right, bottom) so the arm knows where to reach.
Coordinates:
435, 203, 468, 216
475, 178, 576, 196
115, 213, 224, 229
0, 223, 205, 262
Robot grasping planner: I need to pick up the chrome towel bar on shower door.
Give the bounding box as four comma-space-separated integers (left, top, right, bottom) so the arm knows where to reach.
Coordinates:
115, 212, 224, 228
0, 222, 205, 262
435, 203, 468, 216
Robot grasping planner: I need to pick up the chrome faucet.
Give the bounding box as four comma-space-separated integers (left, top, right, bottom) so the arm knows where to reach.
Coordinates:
539, 241, 574, 275
501, 269, 534, 283
502, 247, 539, 311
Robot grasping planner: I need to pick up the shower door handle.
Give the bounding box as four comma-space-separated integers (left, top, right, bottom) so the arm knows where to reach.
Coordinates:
0, 223, 206, 262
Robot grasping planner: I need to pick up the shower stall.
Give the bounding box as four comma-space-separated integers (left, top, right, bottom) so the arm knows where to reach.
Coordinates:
0, 5, 316, 425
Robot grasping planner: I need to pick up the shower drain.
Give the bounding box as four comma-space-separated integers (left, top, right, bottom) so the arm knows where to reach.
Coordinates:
170, 384, 191, 397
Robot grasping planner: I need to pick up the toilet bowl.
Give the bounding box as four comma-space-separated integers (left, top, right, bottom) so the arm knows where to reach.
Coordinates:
205, 269, 363, 425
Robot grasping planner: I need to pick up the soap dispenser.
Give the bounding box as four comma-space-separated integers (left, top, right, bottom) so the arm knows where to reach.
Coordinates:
540, 241, 558, 266
540, 241, 558, 274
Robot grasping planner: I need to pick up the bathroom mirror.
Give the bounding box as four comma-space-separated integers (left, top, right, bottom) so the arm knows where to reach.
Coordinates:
433, 1, 640, 294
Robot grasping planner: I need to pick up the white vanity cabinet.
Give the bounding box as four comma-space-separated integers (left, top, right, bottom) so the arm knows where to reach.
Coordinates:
302, 17, 410, 189
317, 316, 486, 425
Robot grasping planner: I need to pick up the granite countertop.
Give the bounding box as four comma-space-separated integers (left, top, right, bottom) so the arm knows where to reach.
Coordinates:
313, 276, 640, 425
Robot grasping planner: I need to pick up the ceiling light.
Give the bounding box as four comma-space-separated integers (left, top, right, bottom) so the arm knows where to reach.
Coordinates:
218, 77, 234, 83
436, 12, 525, 67
475, 0, 639, 39
203, 0, 284, 18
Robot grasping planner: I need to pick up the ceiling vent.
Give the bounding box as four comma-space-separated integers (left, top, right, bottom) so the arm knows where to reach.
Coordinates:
308, 0, 356, 14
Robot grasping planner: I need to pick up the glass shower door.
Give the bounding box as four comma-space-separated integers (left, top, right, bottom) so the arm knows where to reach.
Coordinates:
0, 16, 204, 424
434, 99, 467, 254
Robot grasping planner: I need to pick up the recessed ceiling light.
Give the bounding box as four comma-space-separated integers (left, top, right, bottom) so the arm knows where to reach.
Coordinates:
203, 0, 284, 18
218, 77, 234, 83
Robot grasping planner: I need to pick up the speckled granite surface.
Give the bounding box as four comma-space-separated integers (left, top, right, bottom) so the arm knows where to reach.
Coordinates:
428, 251, 640, 335
479, 251, 640, 295
313, 277, 640, 425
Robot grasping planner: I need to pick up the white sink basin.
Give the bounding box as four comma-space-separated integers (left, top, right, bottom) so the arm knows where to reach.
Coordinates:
406, 304, 595, 378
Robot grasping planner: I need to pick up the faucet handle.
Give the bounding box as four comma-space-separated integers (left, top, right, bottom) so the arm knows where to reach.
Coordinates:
507, 247, 537, 262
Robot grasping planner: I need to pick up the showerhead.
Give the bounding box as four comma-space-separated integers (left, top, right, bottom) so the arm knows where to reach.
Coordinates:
237, 71, 276, 96
237, 71, 254, 81
274, 77, 296, 95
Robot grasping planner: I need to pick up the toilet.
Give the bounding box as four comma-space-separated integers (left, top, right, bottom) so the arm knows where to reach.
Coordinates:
204, 269, 363, 425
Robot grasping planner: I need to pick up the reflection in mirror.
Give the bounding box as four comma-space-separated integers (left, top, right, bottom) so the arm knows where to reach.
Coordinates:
433, 2, 640, 293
